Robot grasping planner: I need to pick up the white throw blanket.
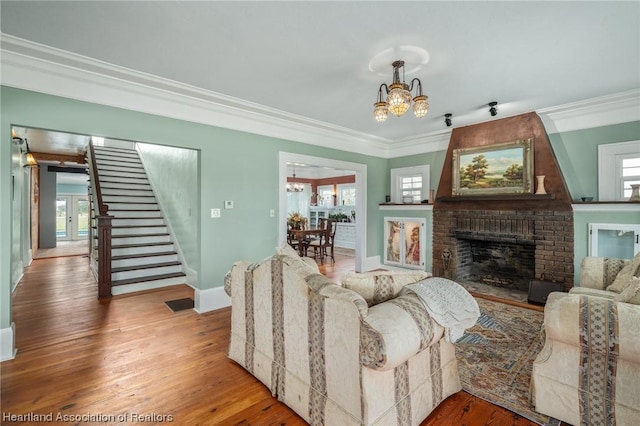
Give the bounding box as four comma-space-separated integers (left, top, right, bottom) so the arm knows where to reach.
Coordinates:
401, 277, 480, 343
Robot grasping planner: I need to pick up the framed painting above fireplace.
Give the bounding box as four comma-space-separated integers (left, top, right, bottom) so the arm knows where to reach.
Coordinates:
452, 138, 533, 196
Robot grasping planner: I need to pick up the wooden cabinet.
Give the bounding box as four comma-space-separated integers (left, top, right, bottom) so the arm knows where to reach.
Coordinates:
309, 208, 330, 227
589, 223, 640, 258
334, 223, 356, 249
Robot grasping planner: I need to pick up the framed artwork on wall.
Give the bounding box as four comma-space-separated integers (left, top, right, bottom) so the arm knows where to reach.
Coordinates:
452, 138, 534, 196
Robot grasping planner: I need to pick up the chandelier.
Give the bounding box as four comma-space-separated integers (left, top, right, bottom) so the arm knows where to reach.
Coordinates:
373, 60, 429, 123
286, 164, 304, 192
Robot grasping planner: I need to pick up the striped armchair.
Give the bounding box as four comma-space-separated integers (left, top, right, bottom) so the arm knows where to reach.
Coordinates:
224, 251, 461, 425
531, 256, 640, 425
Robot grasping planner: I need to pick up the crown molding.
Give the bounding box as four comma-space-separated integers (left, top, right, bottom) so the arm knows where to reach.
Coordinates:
0, 34, 391, 157
538, 89, 640, 134
1, 34, 638, 159
385, 130, 452, 158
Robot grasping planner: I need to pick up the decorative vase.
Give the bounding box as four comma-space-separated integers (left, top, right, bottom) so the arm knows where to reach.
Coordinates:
429, 189, 435, 204
535, 175, 547, 195
630, 184, 640, 202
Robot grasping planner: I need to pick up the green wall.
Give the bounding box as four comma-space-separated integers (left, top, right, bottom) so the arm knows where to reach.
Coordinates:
549, 121, 640, 201
0, 86, 388, 332
137, 143, 200, 281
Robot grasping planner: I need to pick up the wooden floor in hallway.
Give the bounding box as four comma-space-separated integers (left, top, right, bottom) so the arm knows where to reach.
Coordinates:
2, 253, 539, 425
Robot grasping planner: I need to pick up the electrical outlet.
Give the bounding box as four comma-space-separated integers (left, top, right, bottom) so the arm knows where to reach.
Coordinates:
211, 208, 221, 218
224, 200, 234, 209
270, 209, 275, 217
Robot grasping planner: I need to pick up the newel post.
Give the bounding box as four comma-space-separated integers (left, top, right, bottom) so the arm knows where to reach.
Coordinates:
97, 208, 113, 299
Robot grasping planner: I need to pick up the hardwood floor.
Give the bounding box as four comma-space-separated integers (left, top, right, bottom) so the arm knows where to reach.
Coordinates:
2, 253, 540, 425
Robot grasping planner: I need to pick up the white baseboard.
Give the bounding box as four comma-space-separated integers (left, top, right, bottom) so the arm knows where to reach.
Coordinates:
194, 286, 230, 314
1, 323, 17, 362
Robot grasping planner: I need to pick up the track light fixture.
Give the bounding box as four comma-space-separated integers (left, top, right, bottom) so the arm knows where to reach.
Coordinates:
444, 113, 452, 127
488, 101, 498, 116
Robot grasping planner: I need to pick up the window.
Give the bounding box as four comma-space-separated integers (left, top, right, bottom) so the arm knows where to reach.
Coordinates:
598, 140, 640, 201
622, 156, 640, 199
390, 165, 430, 203
316, 185, 334, 207
337, 184, 356, 206
401, 175, 422, 203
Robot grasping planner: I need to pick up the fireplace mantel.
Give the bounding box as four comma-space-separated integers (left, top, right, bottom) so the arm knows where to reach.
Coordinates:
438, 194, 555, 202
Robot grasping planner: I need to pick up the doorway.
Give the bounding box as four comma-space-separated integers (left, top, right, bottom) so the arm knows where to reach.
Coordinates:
279, 152, 368, 272
56, 195, 89, 241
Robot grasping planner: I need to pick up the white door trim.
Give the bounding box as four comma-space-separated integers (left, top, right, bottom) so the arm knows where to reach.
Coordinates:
279, 152, 367, 272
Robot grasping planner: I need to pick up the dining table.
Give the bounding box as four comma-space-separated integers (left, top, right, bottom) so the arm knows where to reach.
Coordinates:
287, 227, 327, 256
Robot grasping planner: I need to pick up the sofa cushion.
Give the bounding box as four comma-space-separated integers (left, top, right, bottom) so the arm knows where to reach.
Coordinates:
276, 241, 320, 274
615, 276, 640, 305
607, 252, 640, 293
341, 270, 431, 306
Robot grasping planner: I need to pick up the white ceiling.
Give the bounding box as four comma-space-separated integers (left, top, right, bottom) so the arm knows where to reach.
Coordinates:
1, 1, 639, 148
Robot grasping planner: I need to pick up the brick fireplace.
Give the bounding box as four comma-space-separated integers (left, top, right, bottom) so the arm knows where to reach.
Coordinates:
432, 113, 574, 292
433, 209, 573, 291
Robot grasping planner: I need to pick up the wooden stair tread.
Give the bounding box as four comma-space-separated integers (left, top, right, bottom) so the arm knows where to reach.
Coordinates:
112, 261, 182, 273
99, 180, 150, 185
103, 201, 159, 205
109, 208, 160, 211
94, 155, 141, 162
112, 251, 178, 260
109, 242, 174, 249
109, 233, 169, 239
101, 185, 151, 189
109, 224, 165, 228
102, 194, 155, 198
111, 272, 186, 287
108, 215, 162, 218
99, 176, 149, 180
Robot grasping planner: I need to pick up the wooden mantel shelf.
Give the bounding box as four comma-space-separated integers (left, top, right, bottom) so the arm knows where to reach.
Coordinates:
437, 194, 555, 202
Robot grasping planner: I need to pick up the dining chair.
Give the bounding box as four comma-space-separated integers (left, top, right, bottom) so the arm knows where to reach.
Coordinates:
307, 219, 336, 263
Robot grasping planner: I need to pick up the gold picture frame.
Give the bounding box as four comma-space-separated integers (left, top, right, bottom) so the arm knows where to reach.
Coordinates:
452, 138, 533, 196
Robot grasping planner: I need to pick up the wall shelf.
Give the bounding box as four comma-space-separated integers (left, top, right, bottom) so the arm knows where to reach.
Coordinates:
437, 194, 555, 202
379, 203, 433, 211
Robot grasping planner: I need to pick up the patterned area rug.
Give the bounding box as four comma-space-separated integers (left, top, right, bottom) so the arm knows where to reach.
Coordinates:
455, 298, 560, 425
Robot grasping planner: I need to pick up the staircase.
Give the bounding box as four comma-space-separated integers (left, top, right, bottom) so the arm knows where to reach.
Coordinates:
90, 145, 186, 295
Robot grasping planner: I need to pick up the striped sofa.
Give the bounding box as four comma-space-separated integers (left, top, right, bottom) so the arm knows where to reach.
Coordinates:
224, 250, 461, 425
531, 256, 640, 425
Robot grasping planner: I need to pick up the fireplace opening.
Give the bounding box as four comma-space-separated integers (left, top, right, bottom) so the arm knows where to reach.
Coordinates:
456, 239, 535, 292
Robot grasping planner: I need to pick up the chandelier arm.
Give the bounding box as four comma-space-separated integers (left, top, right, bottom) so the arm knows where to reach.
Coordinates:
377, 83, 389, 102
409, 78, 423, 96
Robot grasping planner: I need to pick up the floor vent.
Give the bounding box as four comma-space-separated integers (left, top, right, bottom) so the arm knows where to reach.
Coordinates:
165, 298, 194, 312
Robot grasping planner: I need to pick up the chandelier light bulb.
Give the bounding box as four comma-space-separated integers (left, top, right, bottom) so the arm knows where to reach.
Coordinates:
387, 83, 411, 116
412, 95, 429, 118
374, 101, 388, 123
